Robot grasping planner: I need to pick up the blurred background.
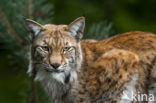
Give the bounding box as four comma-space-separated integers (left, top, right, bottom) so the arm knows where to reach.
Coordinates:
0, 0, 156, 103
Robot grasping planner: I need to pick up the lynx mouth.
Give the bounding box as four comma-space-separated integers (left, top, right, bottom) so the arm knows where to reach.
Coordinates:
45, 68, 63, 73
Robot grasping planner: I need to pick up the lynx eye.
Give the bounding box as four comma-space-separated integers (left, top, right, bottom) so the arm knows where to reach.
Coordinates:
62, 47, 71, 53
41, 46, 50, 52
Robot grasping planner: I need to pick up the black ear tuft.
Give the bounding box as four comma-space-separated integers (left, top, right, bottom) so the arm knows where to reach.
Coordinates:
82, 12, 87, 18
22, 16, 27, 20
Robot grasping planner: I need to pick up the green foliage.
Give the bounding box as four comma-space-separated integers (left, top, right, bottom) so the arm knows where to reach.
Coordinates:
0, 0, 53, 103
84, 21, 114, 40
33, 0, 54, 24
0, 3, 27, 76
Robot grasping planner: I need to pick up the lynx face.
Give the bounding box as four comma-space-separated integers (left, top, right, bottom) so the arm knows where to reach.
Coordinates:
25, 17, 85, 83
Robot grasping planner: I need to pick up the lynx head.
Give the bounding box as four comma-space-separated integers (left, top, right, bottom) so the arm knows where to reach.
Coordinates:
25, 17, 85, 84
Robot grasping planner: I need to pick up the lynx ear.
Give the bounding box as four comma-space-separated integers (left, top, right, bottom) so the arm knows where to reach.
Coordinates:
24, 19, 44, 40
68, 17, 85, 40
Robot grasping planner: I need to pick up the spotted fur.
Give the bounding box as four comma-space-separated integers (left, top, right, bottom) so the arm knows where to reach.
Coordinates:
25, 17, 156, 103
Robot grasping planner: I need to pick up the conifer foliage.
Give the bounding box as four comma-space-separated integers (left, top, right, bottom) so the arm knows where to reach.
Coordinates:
0, 0, 53, 103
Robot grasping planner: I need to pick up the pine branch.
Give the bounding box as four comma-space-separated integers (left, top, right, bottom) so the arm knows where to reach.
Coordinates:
0, 8, 27, 51
0, 0, 53, 102
27, 0, 39, 103
85, 21, 113, 40
27, 0, 32, 19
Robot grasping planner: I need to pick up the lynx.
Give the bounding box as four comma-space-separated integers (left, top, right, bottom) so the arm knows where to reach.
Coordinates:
25, 17, 156, 103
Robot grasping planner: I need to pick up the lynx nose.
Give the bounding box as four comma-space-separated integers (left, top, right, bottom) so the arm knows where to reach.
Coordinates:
50, 63, 60, 69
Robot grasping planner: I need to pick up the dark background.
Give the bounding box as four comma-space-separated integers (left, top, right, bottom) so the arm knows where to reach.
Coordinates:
0, 0, 156, 103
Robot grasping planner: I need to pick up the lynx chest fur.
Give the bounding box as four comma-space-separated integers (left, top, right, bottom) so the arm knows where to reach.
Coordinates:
25, 17, 156, 103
